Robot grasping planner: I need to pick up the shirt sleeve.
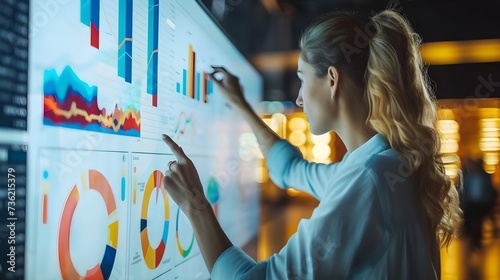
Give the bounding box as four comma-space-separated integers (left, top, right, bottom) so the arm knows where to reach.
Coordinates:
211, 169, 387, 280
266, 139, 344, 200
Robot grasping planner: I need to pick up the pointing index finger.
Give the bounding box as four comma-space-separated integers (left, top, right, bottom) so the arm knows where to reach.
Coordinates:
162, 134, 185, 160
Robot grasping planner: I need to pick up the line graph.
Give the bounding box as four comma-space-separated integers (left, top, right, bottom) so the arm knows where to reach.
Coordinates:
43, 66, 141, 136
174, 112, 194, 140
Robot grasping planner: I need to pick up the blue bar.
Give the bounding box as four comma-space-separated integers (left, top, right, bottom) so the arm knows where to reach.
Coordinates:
91, 0, 99, 29
176, 82, 181, 93
121, 177, 126, 201
196, 73, 201, 101
125, 43, 132, 82
182, 69, 187, 96
208, 81, 213, 94
80, 0, 91, 26
152, 55, 158, 94
118, 0, 133, 83
125, 0, 132, 83
147, 0, 159, 95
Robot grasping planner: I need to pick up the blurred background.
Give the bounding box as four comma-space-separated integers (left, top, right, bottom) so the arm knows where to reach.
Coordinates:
200, 0, 500, 279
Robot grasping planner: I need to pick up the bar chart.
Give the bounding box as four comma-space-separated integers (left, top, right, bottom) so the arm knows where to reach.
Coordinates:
80, 0, 100, 49
80, 0, 160, 107
147, 0, 159, 107
176, 44, 214, 103
118, 0, 133, 83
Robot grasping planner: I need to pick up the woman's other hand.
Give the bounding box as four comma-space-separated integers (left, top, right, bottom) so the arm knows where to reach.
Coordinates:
162, 134, 210, 218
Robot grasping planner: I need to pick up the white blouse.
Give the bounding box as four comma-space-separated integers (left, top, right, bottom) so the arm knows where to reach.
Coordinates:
211, 134, 440, 280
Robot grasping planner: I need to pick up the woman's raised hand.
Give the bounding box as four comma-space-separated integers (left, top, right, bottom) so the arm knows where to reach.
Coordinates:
208, 66, 247, 109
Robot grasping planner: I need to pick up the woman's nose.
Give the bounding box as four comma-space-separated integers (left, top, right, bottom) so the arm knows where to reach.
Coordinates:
296, 95, 303, 107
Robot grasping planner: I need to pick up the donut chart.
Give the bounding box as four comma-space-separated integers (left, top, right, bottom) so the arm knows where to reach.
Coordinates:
140, 170, 170, 269
175, 208, 195, 258
58, 170, 118, 280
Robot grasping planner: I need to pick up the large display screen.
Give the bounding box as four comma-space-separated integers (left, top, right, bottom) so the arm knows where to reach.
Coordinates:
0, 0, 262, 279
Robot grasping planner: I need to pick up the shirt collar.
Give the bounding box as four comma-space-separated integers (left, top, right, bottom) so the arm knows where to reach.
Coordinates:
342, 133, 391, 166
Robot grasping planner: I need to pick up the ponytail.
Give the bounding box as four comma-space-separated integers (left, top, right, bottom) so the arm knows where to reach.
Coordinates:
366, 10, 461, 246
300, 9, 462, 247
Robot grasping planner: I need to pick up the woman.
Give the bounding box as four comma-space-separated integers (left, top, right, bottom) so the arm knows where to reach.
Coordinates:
161, 9, 462, 279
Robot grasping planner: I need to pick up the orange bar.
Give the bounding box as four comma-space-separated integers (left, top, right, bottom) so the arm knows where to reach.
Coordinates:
188, 45, 195, 99
191, 51, 196, 99
202, 73, 207, 103
42, 194, 48, 224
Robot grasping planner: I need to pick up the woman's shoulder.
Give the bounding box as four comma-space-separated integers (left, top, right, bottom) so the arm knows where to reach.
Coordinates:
364, 148, 410, 177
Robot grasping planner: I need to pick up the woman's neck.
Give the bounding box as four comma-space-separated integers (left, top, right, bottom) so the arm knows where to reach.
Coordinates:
337, 126, 376, 153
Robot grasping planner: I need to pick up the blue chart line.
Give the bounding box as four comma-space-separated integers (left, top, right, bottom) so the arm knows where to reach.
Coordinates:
147, 0, 159, 107
118, 0, 133, 83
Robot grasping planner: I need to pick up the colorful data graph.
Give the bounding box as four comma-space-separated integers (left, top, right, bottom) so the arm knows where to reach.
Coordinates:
176, 208, 194, 258
80, 0, 160, 105
118, 0, 133, 83
147, 0, 159, 107
174, 112, 194, 140
140, 170, 170, 269
58, 170, 118, 280
80, 0, 100, 49
43, 66, 141, 137
176, 45, 214, 103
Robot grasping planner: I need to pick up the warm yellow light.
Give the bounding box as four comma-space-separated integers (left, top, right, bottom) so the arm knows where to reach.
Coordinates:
286, 188, 301, 197
311, 133, 331, 144
288, 117, 307, 131
251, 40, 500, 72
478, 108, 500, 119
444, 164, 459, 178
440, 133, 460, 144
483, 152, 499, 165
288, 130, 307, 146
481, 130, 500, 138
438, 109, 455, 120
480, 118, 500, 129
479, 138, 500, 152
263, 118, 279, 133
441, 154, 459, 164
272, 113, 287, 137
312, 143, 331, 160
421, 39, 500, 65
437, 120, 459, 134
440, 139, 459, 154
255, 167, 268, 183
421, 42, 462, 65
484, 164, 496, 174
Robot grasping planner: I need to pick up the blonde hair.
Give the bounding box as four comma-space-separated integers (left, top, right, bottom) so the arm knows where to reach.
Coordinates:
299, 9, 462, 247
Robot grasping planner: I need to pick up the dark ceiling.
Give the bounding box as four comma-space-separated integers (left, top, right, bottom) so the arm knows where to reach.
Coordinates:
199, 0, 500, 101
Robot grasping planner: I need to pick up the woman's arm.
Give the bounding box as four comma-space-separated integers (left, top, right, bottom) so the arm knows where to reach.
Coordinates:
188, 203, 232, 273
209, 67, 343, 199
209, 66, 280, 157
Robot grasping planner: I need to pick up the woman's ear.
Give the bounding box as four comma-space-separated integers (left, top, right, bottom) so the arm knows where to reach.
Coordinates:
327, 66, 339, 100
